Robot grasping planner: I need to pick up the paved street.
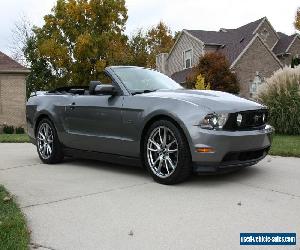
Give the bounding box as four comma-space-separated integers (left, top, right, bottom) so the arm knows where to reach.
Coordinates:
0, 143, 299, 250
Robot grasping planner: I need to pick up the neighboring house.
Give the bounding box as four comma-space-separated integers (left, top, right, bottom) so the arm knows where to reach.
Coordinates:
0, 51, 29, 131
156, 17, 300, 98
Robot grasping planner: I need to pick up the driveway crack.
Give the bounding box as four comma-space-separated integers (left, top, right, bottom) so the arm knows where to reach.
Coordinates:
232, 181, 300, 199
30, 242, 58, 250
22, 181, 152, 209
0, 163, 42, 171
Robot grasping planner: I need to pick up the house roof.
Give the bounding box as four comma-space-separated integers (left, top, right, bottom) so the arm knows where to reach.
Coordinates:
185, 17, 265, 64
0, 51, 29, 73
273, 33, 298, 55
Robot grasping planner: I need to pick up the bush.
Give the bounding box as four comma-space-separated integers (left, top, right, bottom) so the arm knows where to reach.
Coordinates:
3, 125, 14, 134
187, 52, 240, 93
15, 127, 25, 134
257, 66, 300, 135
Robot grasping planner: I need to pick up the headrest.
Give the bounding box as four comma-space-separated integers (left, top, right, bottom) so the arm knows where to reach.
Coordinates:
89, 81, 101, 95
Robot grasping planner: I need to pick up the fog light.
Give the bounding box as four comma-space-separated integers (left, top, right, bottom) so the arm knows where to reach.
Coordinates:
196, 147, 215, 153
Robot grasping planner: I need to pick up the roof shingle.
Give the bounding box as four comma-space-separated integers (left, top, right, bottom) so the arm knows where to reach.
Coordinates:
186, 17, 264, 64
273, 33, 297, 55
0, 51, 28, 72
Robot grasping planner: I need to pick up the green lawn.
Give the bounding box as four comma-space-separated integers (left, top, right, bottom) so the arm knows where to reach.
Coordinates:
270, 135, 300, 157
0, 134, 30, 143
0, 185, 30, 250
0, 133, 299, 157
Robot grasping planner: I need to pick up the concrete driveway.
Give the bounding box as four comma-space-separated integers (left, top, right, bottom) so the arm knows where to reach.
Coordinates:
0, 143, 299, 250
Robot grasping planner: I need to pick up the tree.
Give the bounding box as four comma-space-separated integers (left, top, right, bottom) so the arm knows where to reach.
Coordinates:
294, 7, 300, 31
146, 21, 175, 68
128, 29, 148, 67
30, 0, 128, 88
194, 74, 210, 90
10, 16, 33, 66
24, 35, 55, 97
187, 52, 239, 94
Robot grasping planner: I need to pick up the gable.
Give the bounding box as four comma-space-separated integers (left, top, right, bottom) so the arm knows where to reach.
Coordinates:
233, 35, 282, 73
286, 35, 300, 54
166, 31, 203, 76
0, 51, 29, 73
254, 18, 279, 49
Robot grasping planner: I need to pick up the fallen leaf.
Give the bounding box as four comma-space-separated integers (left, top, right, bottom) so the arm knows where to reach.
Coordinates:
237, 201, 242, 206
128, 230, 134, 236
3, 196, 12, 202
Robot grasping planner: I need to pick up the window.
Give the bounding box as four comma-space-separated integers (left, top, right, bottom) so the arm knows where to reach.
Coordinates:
260, 28, 269, 42
183, 49, 192, 69
250, 72, 264, 97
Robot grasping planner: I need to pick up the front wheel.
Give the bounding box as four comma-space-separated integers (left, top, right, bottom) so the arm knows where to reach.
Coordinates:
143, 120, 192, 185
36, 118, 64, 164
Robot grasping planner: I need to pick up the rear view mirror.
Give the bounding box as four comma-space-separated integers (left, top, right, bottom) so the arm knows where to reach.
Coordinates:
94, 85, 117, 96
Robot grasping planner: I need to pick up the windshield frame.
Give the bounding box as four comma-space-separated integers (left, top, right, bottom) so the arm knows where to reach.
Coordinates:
110, 66, 184, 95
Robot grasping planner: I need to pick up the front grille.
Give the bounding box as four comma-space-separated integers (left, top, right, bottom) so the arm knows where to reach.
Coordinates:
222, 147, 270, 163
223, 109, 268, 131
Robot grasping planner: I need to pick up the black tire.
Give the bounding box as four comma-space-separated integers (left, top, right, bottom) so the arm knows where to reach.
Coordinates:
36, 118, 64, 164
143, 119, 192, 185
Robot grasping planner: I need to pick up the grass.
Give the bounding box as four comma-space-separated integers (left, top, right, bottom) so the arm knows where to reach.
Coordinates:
270, 135, 300, 157
0, 185, 30, 250
0, 134, 30, 143
0, 133, 299, 157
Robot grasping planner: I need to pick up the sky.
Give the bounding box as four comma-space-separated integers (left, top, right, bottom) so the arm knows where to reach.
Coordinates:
0, 0, 299, 56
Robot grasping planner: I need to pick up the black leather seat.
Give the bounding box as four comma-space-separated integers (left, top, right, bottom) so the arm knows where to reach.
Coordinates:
89, 81, 101, 95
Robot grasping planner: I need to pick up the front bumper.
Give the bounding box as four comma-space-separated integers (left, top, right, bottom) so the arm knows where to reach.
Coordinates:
189, 125, 273, 173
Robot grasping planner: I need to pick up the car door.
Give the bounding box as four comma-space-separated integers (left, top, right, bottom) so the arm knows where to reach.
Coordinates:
62, 76, 125, 154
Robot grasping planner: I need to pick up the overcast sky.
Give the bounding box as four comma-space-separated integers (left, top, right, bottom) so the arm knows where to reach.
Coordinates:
0, 0, 299, 55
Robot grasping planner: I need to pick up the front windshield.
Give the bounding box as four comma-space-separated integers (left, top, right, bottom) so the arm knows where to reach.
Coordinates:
112, 67, 183, 94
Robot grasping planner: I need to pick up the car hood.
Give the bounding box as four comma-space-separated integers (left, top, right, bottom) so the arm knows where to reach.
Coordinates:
142, 89, 265, 112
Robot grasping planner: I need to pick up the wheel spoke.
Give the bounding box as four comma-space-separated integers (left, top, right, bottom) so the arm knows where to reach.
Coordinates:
149, 139, 161, 150
164, 159, 170, 174
168, 148, 178, 153
166, 157, 175, 169
157, 157, 163, 174
162, 127, 167, 147
167, 140, 176, 148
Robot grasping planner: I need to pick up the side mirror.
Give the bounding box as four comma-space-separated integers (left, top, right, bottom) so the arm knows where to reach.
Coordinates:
94, 84, 117, 96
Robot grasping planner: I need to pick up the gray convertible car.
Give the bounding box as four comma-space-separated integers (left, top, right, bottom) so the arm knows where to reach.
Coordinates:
26, 66, 273, 184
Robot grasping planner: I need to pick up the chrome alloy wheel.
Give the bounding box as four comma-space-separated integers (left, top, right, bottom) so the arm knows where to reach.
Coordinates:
37, 123, 54, 160
146, 126, 179, 178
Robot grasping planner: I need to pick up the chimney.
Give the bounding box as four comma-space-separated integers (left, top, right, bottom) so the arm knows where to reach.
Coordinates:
156, 53, 169, 75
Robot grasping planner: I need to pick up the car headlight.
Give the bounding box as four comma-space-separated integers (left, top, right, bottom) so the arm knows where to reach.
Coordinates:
200, 113, 229, 130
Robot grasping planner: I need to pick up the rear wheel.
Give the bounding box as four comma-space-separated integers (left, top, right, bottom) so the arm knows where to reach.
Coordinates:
143, 120, 192, 185
36, 118, 64, 164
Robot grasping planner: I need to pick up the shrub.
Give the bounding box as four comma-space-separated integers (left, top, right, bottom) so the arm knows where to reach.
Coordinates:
3, 125, 14, 134
187, 52, 239, 93
15, 127, 25, 134
257, 66, 300, 135
194, 74, 210, 90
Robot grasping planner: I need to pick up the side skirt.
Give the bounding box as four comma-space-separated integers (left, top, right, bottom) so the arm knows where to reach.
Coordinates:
63, 147, 142, 167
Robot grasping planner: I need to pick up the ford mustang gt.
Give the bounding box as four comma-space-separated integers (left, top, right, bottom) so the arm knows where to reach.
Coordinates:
26, 66, 273, 184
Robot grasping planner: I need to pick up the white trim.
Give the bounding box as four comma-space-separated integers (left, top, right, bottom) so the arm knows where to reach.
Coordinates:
230, 33, 282, 69
285, 35, 300, 53
183, 30, 205, 45
252, 17, 280, 39
252, 17, 266, 34
0, 69, 30, 74
183, 48, 193, 69
166, 30, 204, 61
271, 39, 279, 50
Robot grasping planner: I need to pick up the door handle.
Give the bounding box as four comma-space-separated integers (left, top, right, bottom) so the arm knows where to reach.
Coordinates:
68, 102, 76, 110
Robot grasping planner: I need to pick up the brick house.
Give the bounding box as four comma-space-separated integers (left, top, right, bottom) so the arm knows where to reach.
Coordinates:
0, 51, 29, 131
156, 17, 300, 98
